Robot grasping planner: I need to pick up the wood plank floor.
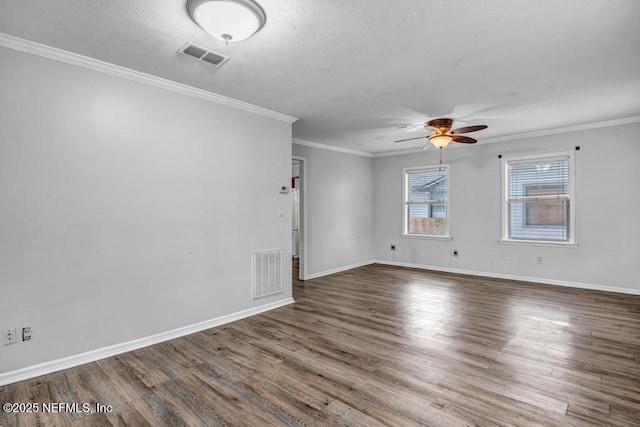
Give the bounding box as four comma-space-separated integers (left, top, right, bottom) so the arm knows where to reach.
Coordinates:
2, 262, 640, 426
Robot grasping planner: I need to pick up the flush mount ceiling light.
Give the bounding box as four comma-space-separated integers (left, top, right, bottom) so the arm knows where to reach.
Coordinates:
187, 0, 266, 44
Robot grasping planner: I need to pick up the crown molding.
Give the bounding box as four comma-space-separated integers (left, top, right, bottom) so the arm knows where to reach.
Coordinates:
477, 116, 640, 145
295, 117, 640, 158
373, 147, 425, 157
0, 32, 298, 124
292, 138, 374, 157
295, 116, 640, 158
370, 116, 640, 157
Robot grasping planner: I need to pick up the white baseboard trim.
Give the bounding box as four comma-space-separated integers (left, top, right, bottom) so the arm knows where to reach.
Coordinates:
305, 260, 374, 280
0, 298, 294, 387
374, 260, 640, 295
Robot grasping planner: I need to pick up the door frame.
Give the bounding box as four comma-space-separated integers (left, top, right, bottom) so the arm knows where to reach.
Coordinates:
292, 156, 307, 280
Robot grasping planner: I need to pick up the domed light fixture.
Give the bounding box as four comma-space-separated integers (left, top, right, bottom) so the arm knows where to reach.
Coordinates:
428, 134, 453, 149
187, 0, 266, 44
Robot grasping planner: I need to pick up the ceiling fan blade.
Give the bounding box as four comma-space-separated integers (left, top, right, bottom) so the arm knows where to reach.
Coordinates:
450, 125, 487, 134
451, 135, 477, 144
394, 136, 428, 143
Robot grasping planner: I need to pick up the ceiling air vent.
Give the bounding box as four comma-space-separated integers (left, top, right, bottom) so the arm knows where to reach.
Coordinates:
178, 42, 230, 67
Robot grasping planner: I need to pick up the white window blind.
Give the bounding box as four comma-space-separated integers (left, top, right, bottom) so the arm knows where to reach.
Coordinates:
506, 156, 571, 241
404, 166, 448, 236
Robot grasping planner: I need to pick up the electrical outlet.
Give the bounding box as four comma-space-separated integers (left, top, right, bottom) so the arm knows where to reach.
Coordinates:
2, 328, 17, 345
390, 244, 397, 251
453, 249, 459, 257
536, 256, 543, 264
22, 327, 32, 341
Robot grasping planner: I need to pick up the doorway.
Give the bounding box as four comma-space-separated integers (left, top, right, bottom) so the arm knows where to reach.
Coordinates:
292, 156, 306, 281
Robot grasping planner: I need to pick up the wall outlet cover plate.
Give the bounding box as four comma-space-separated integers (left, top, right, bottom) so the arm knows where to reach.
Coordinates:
2, 328, 17, 345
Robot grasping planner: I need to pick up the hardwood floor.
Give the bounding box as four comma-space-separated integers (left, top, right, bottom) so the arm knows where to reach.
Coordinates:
2, 262, 640, 426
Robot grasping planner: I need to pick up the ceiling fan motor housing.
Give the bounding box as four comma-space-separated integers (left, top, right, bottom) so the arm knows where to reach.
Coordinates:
426, 118, 453, 133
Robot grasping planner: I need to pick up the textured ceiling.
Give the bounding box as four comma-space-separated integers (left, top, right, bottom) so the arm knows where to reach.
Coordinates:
1, 0, 639, 153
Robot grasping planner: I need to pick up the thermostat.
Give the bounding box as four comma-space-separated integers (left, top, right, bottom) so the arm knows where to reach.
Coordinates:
279, 185, 290, 194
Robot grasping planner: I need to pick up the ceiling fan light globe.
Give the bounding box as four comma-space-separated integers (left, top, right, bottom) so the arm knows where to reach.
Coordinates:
429, 135, 453, 149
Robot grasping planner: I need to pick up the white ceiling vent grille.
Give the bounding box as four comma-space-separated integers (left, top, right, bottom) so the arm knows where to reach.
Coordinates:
178, 42, 230, 67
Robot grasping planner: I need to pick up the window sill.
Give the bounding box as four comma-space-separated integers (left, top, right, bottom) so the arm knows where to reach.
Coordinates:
402, 234, 452, 241
498, 239, 578, 248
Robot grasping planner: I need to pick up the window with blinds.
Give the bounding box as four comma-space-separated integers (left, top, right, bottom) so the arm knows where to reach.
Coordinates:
504, 154, 574, 242
404, 166, 449, 236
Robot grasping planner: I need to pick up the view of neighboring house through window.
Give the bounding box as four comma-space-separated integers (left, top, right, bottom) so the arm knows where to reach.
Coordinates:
404, 166, 449, 237
503, 153, 574, 243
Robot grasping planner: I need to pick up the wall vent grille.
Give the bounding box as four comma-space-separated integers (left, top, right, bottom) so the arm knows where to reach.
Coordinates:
178, 42, 230, 67
252, 249, 283, 299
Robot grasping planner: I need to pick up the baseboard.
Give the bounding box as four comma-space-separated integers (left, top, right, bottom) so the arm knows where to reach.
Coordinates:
0, 298, 294, 386
305, 259, 374, 280
374, 260, 640, 295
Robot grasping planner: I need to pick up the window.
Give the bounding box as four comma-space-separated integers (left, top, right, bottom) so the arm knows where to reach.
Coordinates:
404, 165, 449, 237
502, 153, 575, 244
524, 184, 568, 226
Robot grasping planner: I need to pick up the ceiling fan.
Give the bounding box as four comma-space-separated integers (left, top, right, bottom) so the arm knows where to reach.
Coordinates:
394, 118, 487, 150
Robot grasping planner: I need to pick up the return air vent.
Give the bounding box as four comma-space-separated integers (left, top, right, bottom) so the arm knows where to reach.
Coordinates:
252, 249, 283, 299
178, 42, 230, 67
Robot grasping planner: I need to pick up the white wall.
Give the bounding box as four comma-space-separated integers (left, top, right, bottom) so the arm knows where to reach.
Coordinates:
0, 46, 293, 374
374, 122, 640, 292
292, 143, 374, 277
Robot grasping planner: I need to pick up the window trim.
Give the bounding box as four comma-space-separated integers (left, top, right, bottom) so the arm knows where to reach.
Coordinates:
403, 164, 451, 238
500, 152, 576, 246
